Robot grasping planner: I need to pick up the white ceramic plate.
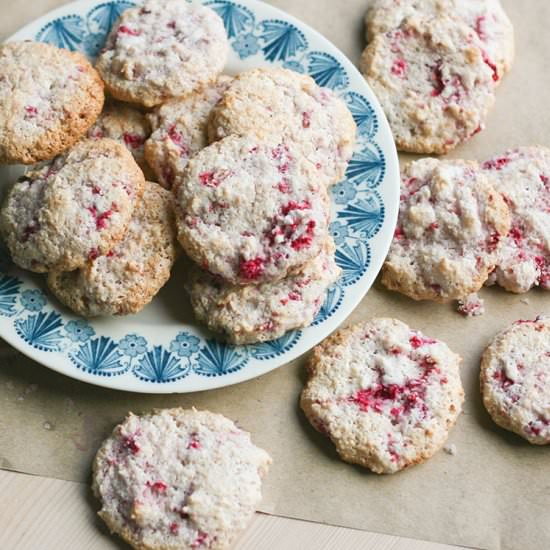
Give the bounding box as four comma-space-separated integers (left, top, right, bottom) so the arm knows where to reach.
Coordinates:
0, 0, 399, 393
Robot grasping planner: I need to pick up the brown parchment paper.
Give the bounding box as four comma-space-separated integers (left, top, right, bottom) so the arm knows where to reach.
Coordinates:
1, 1, 550, 549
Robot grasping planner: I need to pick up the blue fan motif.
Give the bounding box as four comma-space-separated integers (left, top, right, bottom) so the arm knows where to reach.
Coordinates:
70, 336, 126, 375
15, 311, 63, 352
86, 1, 135, 33
250, 331, 301, 360
345, 143, 385, 188
133, 346, 189, 383
258, 20, 307, 62
0, 275, 22, 317
312, 284, 344, 326
195, 340, 248, 377
36, 16, 86, 51
338, 192, 384, 239
345, 92, 378, 140
205, 1, 254, 38
306, 52, 348, 89
336, 242, 371, 287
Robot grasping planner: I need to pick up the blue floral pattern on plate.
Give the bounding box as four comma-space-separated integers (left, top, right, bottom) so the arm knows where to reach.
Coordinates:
0, 0, 398, 392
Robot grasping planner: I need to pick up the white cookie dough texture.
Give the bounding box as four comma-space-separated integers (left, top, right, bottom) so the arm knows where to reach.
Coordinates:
208, 68, 356, 186
301, 318, 464, 474
93, 408, 271, 550
481, 317, 550, 445
382, 158, 511, 302
95, 0, 228, 107
186, 238, 341, 345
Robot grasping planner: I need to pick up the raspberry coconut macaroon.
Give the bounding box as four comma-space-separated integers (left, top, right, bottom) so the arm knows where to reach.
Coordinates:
301, 318, 464, 474
0, 139, 145, 273
95, 0, 229, 107
93, 408, 271, 550
480, 317, 550, 444
381, 158, 511, 302
482, 146, 550, 293
0, 41, 104, 164
174, 135, 331, 285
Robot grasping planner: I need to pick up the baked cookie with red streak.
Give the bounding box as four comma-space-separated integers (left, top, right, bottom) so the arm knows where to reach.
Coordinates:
174, 135, 330, 285
0, 41, 104, 164
301, 318, 464, 474
47, 182, 178, 317
480, 316, 550, 444
365, 0, 514, 77
0, 139, 144, 273
482, 146, 550, 293
360, 15, 497, 154
95, 0, 228, 107
186, 238, 340, 345
144, 76, 233, 189
93, 408, 271, 550
88, 100, 154, 179
382, 158, 510, 302
208, 68, 356, 186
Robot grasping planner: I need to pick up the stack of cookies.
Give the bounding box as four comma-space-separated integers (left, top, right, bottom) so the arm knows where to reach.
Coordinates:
0, 0, 356, 344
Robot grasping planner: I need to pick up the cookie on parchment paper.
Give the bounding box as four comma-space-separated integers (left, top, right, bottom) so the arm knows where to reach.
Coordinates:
208, 68, 356, 186
92, 408, 271, 550
301, 318, 464, 474
482, 146, 550, 293
480, 316, 550, 445
360, 15, 497, 154
0, 139, 144, 273
144, 75, 233, 189
95, 0, 228, 107
0, 41, 104, 164
186, 238, 341, 345
174, 135, 330, 286
381, 158, 510, 302
47, 181, 178, 317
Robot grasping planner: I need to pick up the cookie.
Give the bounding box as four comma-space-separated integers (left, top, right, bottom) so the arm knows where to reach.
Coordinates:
0, 139, 144, 273
93, 408, 271, 550
144, 76, 233, 189
365, 0, 514, 76
47, 182, 177, 316
480, 317, 550, 445
208, 68, 356, 186
88, 100, 154, 178
95, 0, 228, 107
186, 238, 340, 345
360, 15, 497, 154
0, 41, 104, 164
381, 158, 511, 302
482, 146, 550, 293
301, 318, 464, 474
174, 135, 330, 285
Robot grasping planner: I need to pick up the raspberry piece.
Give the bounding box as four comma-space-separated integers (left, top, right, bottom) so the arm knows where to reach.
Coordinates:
187, 433, 201, 450
302, 111, 311, 128
123, 133, 145, 149
167, 125, 189, 157
391, 58, 407, 78
88, 248, 100, 261
147, 481, 168, 493
122, 435, 140, 454
169, 523, 179, 535
167, 20, 176, 29
199, 171, 219, 187
429, 61, 445, 97
239, 257, 265, 281
25, 106, 38, 117
482, 51, 499, 82
482, 157, 510, 170
191, 532, 209, 548
409, 335, 436, 349
281, 200, 311, 216
118, 25, 140, 36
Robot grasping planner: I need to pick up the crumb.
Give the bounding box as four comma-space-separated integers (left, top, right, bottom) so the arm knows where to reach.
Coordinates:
520, 298, 530, 305
43, 421, 54, 431
443, 444, 457, 456
457, 293, 485, 317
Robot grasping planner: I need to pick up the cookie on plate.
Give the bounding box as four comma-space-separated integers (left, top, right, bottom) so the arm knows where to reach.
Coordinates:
360, 15, 497, 154
301, 318, 464, 474
186, 238, 340, 345
365, 0, 514, 76
88, 100, 153, 178
0, 139, 144, 273
93, 408, 271, 550
47, 182, 178, 317
0, 41, 104, 164
144, 76, 233, 189
480, 317, 550, 444
381, 158, 510, 302
482, 146, 550, 293
208, 68, 356, 186
174, 135, 331, 285
95, 0, 228, 107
